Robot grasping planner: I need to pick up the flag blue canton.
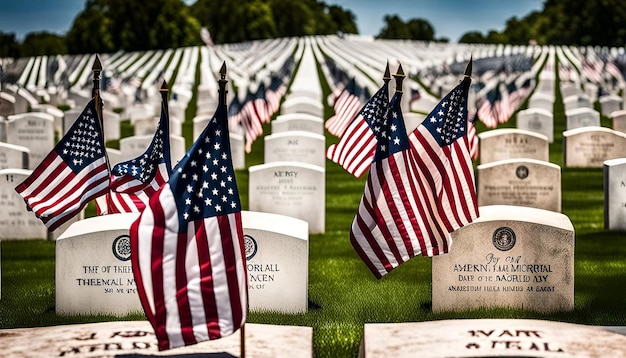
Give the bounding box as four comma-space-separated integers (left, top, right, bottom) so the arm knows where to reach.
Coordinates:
360, 83, 389, 127
112, 128, 166, 183
422, 78, 470, 147
373, 93, 409, 161
171, 108, 240, 223
57, 101, 105, 172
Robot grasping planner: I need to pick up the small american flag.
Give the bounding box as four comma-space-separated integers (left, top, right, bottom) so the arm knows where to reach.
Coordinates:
325, 80, 363, 137
15, 99, 109, 231
130, 94, 247, 350
351, 66, 478, 278
100, 95, 172, 214
326, 81, 389, 178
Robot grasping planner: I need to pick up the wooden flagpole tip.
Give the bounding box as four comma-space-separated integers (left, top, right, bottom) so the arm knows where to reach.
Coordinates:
219, 61, 227, 81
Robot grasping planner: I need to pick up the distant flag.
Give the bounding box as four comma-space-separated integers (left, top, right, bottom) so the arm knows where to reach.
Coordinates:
325, 78, 363, 137
130, 64, 247, 351
15, 98, 109, 231
467, 109, 479, 161
326, 66, 391, 178
351, 61, 478, 278
200, 27, 214, 47
98, 81, 173, 214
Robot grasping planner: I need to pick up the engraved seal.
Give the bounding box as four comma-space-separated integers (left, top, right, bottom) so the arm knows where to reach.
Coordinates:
516, 165, 529, 180
244, 235, 258, 261
112, 235, 131, 261
492, 227, 516, 251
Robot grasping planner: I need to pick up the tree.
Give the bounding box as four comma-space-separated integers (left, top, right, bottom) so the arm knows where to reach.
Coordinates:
458, 31, 485, 44
0, 32, 21, 58
377, 15, 411, 39
66, 0, 114, 54
21, 32, 67, 57
406, 18, 434, 41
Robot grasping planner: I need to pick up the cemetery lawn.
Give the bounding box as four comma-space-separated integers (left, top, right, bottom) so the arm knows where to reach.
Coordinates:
2, 57, 626, 358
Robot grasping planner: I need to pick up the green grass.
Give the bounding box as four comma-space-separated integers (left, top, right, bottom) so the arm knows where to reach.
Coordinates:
2, 52, 626, 357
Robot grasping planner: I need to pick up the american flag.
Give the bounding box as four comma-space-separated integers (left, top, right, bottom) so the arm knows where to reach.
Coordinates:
351, 67, 478, 279
99, 95, 172, 214
15, 99, 109, 231
325, 79, 363, 137
326, 81, 389, 178
130, 94, 247, 350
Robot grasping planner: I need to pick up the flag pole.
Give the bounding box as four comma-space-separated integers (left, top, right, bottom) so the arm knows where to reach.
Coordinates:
217, 60, 246, 358
383, 60, 391, 85
160, 79, 169, 119
92, 55, 103, 128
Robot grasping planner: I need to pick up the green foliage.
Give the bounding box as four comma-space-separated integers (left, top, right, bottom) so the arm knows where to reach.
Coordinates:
0, 32, 21, 58
20, 32, 67, 57
377, 15, 436, 41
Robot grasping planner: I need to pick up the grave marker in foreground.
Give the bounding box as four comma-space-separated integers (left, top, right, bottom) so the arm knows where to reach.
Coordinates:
604, 158, 626, 231
432, 205, 574, 313
361, 319, 626, 358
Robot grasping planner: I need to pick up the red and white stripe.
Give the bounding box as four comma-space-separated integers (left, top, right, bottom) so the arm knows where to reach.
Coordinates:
131, 185, 247, 351
326, 115, 376, 178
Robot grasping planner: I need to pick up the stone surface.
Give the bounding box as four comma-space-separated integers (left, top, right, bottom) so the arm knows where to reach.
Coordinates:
5, 112, 55, 169
0, 321, 312, 358
610, 109, 626, 134
477, 159, 561, 212
361, 319, 626, 358
432, 205, 574, 313
249, 161, 325, 233
272, 113, 324, 135
565, 107, 600, 130
478, 128, 549, 164
563, 127, 626, 167
55, 213, 142, 315
0, 142, 29, 169
242, 211, 309, 313
264, 131, 326, 168
517, 107, 554, 142
604, 158, 626, 230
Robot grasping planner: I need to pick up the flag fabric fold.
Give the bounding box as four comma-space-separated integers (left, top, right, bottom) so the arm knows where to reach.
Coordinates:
325, 79, 363, 137
98, 96, 172, 214
130, 95, 247, 351
351, 72, 478, 279
15, 98, 109, 231
326, 81, 389, 178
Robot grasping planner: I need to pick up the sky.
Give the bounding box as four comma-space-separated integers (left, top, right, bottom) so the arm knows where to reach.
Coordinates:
0, 0, 544, 43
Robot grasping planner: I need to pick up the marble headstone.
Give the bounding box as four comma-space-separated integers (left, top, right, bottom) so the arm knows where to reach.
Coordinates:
517, 107, 554, 142
242, 211, 309, 313
55, 213, 142, 315
563, 127, 626, 167
248, 161, 325, 233
604, 158, 626, 231
361, 319, 626, 358
280, 97, 323, 118
478, 128, 549, 164
271, 113, 324, 135
565, 107, 600, 130
477, 159, 561, 212
432, 205, 574, 313
264, 131, 326, 168
0, 142, 29, 169
6, 112, 55, 169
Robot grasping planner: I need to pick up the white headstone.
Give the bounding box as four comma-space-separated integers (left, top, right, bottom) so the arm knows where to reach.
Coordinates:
0, 92, 16, 117
242, 211, 308, 313
31, 103, 64, 135
5, 112, 55, 169
0, 142, 29, 169
563, 127, 626, 167
264, 131, 326, 168
132, 116, 159, 136
565, 107, 600, 130
249, 161, 325, 233
102, 109, 121, 141
528, 92, 554, 113
478, 128, 549, 164
272, 113, 324, 135
477, 159, 561, 212
432, 205, 574, 313
0, 321, 313, 358
361, 319, 626, 358
563, 94, 592, 112
603, 158, 626, 230
280, 97, 323, 118
517, 107, 554, 142
610, 109, 626, 133
55, 213, 142, 315
62, 108, 82, 134
599, 94, 623, 116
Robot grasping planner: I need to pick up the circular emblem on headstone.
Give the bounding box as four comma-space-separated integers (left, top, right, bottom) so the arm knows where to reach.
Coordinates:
244, 234, 258, 261
516, 165, 529, 180
112, 235, 132, 261
492, 227, 516, 251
